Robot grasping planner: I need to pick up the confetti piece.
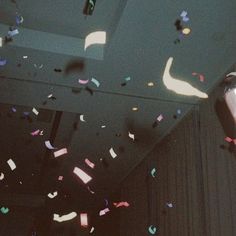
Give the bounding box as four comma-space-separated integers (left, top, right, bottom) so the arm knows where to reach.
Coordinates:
157, 114, 163, 122
1, 207, 9, 214
34, 64, 43, 69
101, 125, 106, 128
151, 168, 156, 177
99, 208, 110, 216
147, 82, 154, 87
23, 56, 28, 59
47, 191, 58, 199
84, 31, 106, 50
45, 140, 57, 150
177, 109, 182, 115
87, 186, 95, 194
109, 147, 117, 159
80, 213, 88, 227
0, 37, 2, 47
182, 28, 191, 35
85, 158, 95, 169
7, 159, 16, 171
23, 111, 30, 116
58, 176, 63, 181
225, 136, 233, 143
166, 203, 173, 208
53, 148, 68, 158
32, 107, 39, 115
31, 129, 40, 136
53, 212, 77, 222
0, 172, 4, 180
182, 16, 189, 22
113, 202, 130, 208
78, 79, 89, 85
0, 59, 7, 66
8, 29, 19, 37
12, 107, 17, 112
73, 167, 92, 184
105, 199, 109, 206
125, 77, 131, 81
128, 132, 135, 140
148, 225, 157, 235
90, 227, 95, 233
132, 107, 138, 111
192, 72, 205, 82
80, 115, 86, 122
180, 10, 188, 17
227, 72, 236, 77
91, 78, 100, 87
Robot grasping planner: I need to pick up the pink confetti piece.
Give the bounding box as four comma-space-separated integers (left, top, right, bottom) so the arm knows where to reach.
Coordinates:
80, 213, 88, 227
113, 202, 130, 208
58, 176, 64, 181
99, 208, 110, 216
85, 158, 95, 169
225, 137, 233, 143
78, 79, 89, 85
192, 72, 205, 82
31, 129, 40, 136
73, 167, 92, 184
53, 148, 68, 158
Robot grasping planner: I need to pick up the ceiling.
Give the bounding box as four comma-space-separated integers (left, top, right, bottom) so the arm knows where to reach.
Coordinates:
0, 0, 236, 234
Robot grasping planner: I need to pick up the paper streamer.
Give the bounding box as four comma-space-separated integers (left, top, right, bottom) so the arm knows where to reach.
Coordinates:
148, 225, 157, 235
73, 167, 92, 184
0, 172, 4, 180
1, 207, 9, 214
109, 147, 117, 159
113, 202, 130, 208
45, 140, 57, 150
151, 168, 156, 177
48, 191, 58, 199
7, 159, 16, 171
78, 79, 89, 85
99, 208, 110, 216
84, 31, 106, 50
0, 59, 7, 66
32, 107, 39, 115
91, 78, 100, 87
128, 132, 135, 140
80, 115, 86, 122
80, 213, 88, 227
53, 148, 68, 158
85, 158, 95, 169
53, 212, 77, 222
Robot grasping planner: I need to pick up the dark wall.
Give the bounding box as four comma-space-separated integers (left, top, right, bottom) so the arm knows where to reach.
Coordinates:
118, 86, 236, 236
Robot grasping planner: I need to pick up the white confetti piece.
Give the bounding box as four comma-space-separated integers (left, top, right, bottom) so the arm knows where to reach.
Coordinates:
84, 31, 106, 50
0, 37, 2, 47
53, 148, 68, 158
7, 159, 16, 171
73, 167, 92, 184
8, 29, 19, 37
32, 107, 39, 115
53, 212, 77, 222
90, 227, 95, 233
47, 191, 58, 199
0, 173, 4, 180
128, 132, 135, 140
166, 203, 173, 208
227, 72, 236, 77
80, 115, 86, 122
80, 213, 88, 227
99, 208, 110, 216
157, 114, 163, 122
109, 147, 117, 159
91, 78, 100, 87
45, 140, 57, 150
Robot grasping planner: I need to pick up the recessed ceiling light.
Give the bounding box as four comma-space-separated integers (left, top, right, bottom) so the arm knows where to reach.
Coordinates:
182, 28, 191, 35
147, 82, 154, 87
132, 107, 138, 111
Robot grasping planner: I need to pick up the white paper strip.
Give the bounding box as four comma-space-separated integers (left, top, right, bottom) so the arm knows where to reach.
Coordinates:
53, 212, 77, 222
90, 227, 95, 233
80, 115, 86, 122
48, 191, 58, 199
128, 132, 135, 140
73, 167, 92, 184
53, 148, 68, 158
80, 213, 88, 227
85, 158, 95, 169
84, 31, 106, 50
7, 159, 16, 170
0, 173, 4, 180
32, 107, 39, 115
45, 140, 57, 150
109, 148, 117, 159
99, 208, 110, 216
91, 78, 100, 87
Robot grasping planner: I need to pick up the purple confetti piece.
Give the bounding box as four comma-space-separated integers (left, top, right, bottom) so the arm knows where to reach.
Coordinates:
182, 16, 189, 22
0, 59, 7, 66
180, 10, 188, 18
12, 107, 17, 112
23, 112, 30, 116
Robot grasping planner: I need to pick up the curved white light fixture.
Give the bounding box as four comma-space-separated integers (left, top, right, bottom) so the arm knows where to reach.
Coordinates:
84, 31, 106, 50
162, 57, 208, 98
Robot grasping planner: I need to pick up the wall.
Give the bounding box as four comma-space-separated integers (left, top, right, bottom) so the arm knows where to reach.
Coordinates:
118, 86, 236, 236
